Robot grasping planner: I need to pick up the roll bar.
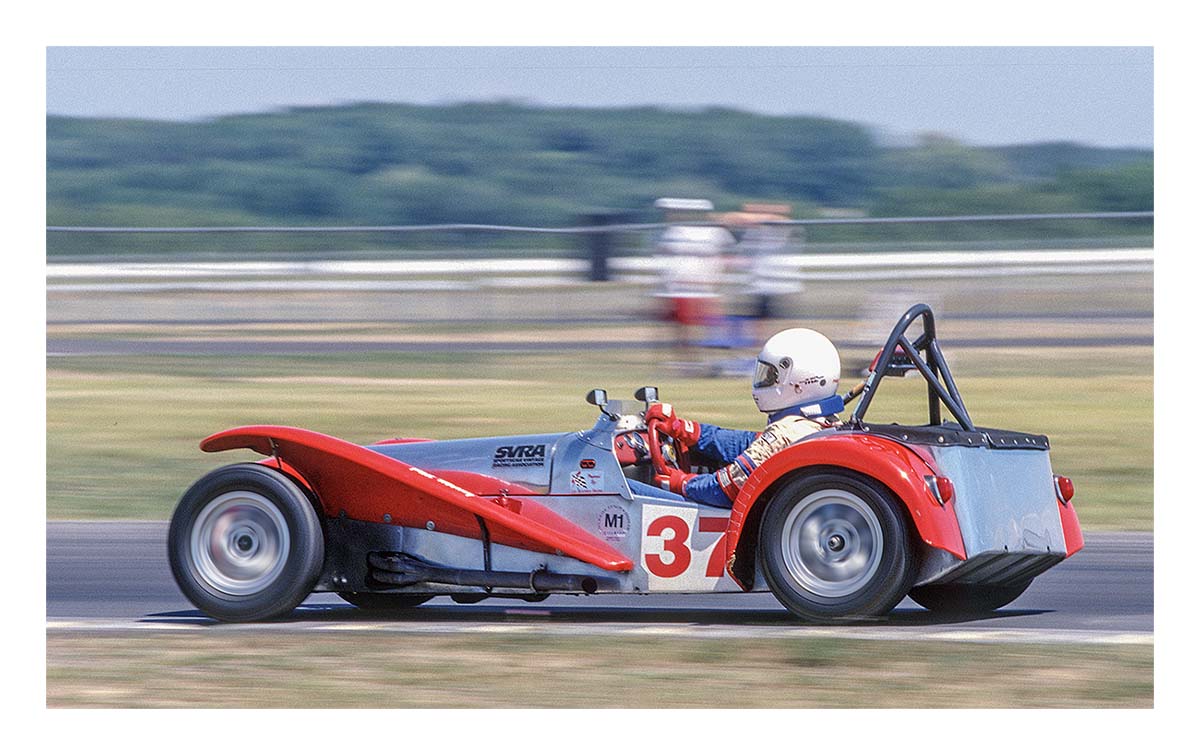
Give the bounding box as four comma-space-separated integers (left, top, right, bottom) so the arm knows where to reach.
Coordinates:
849, 304, 975, 431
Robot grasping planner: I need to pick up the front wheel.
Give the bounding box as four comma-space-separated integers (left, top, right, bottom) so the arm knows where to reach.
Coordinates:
168, 463, 324, 622
760, 471, 915, 623
908, 581, 1032, 615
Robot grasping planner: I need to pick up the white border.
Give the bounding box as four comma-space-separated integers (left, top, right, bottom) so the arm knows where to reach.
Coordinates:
13, 0, 1190, 748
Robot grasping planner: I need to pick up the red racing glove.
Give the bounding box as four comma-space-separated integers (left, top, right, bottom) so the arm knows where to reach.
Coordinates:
654, 468, 697, 496
644, 403, 702, 446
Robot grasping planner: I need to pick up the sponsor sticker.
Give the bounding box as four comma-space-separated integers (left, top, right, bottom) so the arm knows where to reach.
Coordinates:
570, 469, 605, 491
492, 444, 547, 468
597, 504, 630, 542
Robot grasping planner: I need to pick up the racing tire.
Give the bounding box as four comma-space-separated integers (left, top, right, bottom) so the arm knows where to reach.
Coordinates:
908, 580, 1032, 616
760, 470, 915, 623
338, 592, 433, 610
168, 463, 325, 622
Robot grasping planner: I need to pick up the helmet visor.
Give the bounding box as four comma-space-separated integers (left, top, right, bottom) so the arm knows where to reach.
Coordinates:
753, 360, 779, 388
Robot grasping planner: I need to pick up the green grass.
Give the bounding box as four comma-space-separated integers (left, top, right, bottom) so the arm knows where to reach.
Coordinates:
46, 342, 1151, 528
45, 631, 1152, 708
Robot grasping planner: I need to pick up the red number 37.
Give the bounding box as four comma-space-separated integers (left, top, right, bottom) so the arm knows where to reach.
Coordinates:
644, 515, 728, 579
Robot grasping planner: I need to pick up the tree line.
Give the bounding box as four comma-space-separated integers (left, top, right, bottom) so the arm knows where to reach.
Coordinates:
47, 102, 1152, 254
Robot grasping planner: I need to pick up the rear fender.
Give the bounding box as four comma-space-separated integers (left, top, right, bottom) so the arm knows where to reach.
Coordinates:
1059, 496, 1084, 557
203, 425, 632, 572
724, 433, 967, 589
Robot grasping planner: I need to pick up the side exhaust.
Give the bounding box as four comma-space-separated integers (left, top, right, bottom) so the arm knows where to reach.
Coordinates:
368, 553, 608, 594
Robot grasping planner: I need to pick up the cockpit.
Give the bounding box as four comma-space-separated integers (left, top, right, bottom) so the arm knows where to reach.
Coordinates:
581, 386, 714, 493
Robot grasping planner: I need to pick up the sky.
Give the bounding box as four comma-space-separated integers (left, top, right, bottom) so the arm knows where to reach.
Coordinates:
46, 46, 1153, 148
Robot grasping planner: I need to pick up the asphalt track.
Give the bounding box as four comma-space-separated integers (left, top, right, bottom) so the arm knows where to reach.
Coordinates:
47, 522, 1152, 643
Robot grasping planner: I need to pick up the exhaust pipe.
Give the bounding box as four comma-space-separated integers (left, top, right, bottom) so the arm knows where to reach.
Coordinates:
369, 553, 604, 594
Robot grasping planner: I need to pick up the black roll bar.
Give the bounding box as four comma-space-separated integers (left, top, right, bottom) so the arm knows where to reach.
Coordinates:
849, 304, 975, 431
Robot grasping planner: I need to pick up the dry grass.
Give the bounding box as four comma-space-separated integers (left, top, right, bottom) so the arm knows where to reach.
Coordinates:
46, 631, 1152, 708
46, 340, 1151, 528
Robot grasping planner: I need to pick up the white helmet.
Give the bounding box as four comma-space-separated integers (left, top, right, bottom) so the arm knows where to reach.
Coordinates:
751, 328, 841, 414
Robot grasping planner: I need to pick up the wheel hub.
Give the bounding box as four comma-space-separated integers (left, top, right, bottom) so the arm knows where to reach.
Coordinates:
231, 526, 260, 556
779, 489, 885, 599
189, 491, 291, 596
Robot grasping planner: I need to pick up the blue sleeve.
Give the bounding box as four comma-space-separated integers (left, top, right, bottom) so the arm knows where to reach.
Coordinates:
694, 423, 759, 464
683, 473, 734, 509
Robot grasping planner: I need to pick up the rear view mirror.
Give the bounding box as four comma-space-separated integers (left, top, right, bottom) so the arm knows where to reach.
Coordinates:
634, 386, 659, 404
586, 388, 619, 421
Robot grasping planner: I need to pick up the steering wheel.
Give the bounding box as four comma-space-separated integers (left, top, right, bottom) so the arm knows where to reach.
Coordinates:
645, 418, 692, 476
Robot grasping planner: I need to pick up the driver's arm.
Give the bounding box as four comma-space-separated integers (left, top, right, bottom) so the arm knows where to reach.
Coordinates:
673, 417, 827, 508
692, 424, 760, 465
680, 471, 736, 508
646, 403, 759, 464
654, 465, 745, 508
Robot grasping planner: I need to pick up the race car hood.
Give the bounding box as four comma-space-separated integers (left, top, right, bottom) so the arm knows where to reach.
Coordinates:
202, 425, 632, 571
367, 433, 571, 494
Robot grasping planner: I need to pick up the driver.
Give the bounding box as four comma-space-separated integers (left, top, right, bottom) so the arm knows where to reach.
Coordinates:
644, 328, 844, 508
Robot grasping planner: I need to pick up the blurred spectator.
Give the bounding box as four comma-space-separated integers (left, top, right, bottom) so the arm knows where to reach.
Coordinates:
715, 203, 803, 348
652, 198, 735, 369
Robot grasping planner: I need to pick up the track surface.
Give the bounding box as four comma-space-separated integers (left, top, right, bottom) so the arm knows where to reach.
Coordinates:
47, 522, 1151, 642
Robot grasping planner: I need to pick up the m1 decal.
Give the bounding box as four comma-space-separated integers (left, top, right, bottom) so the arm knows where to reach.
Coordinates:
597, 504, 631, 543
640, 504, 735, 591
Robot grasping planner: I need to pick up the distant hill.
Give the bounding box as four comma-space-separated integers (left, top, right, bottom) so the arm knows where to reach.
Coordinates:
46, 103, 1152, 254
986, 142, 1151, 181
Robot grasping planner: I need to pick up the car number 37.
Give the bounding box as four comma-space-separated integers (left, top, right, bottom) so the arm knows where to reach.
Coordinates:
640, 504, 734, 591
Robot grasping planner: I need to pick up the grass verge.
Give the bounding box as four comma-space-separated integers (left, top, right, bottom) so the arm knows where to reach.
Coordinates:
46, 630, 1152, 708
46, 342, 1151, 528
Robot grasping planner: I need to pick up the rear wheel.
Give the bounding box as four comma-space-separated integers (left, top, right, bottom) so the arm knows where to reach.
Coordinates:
760, 471, 915, 622
908, 581, 1032, 615
168, 464, 324, 622
338, 592, 433, 610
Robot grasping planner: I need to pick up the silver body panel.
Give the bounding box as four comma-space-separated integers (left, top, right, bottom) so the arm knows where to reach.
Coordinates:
914, 445, 1067, 586
369, 433, 567, 493
398, 525, 633, 595
345, 411, 1069, 594
356, 414, 749, 593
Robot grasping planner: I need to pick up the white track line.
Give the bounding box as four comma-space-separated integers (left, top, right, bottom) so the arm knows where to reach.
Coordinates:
45, 618, 1152, 645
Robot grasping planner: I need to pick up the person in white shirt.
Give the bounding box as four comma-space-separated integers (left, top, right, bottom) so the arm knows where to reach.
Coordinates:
652, 198, 735, 364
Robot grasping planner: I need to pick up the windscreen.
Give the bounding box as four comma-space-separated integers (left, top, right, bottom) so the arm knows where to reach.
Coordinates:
604, 399, 644, 416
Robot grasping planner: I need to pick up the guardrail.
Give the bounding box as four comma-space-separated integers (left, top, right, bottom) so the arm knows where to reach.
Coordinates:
46, 211, 1153, 291
47, 248, 1153, 293
46, 211, 1154, 236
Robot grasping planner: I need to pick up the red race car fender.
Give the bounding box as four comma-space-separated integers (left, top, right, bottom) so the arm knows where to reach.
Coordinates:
723, 433, 967, 589
1058, 495, 1085, 557
203, 425, 633, 572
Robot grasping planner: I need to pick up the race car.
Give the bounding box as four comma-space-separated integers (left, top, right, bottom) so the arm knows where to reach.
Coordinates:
168, 304, 1083, 623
